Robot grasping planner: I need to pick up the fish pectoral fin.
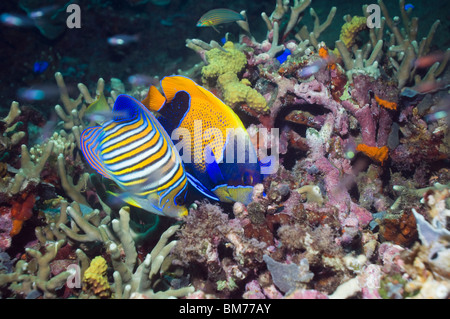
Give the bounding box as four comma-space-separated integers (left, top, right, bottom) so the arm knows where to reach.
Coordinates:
205, 154, 225, 185
110, 190, 166, 216
186, 172, 220, 201
160, 75, 200, 102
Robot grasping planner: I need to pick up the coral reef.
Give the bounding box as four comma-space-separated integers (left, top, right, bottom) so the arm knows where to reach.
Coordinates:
0, 0, 449, 300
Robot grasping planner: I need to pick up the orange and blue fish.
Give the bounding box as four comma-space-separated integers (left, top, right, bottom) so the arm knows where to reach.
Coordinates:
142, 75, 262, 205
196, 8, 245, 30
80, 94, 188, 218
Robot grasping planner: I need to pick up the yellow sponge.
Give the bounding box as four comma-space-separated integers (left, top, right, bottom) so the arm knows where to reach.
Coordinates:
202, 41, 247, 83
340, 16, 367, 48
217, 72, 268, 113
83, 256, 111, 298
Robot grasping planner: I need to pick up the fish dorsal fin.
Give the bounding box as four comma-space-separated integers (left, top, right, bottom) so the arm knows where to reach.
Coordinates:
142, 85, 166, 112
156, 90, 190, 134
112, 94, 143, 121
160, 75, 200, 102
80, 126, 110, 179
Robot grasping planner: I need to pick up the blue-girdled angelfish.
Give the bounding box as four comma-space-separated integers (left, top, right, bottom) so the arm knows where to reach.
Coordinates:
80, 94, 188, 218
196, 8, 245, 28
142, 75, 262, 205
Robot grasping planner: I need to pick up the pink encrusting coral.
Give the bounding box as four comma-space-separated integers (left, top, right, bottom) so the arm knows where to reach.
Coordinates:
0, 0, 449, 300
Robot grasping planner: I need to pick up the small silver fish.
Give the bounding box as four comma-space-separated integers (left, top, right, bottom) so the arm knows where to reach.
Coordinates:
297, 59, 327, 78
107, 34, 140, 46
0, 13, 35, 27
28, 5, 59, 19
128, 74, 156, 87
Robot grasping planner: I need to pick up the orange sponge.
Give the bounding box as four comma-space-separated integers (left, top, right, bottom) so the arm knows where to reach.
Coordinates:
375, 95, 397, 110
356, 144, 389, 165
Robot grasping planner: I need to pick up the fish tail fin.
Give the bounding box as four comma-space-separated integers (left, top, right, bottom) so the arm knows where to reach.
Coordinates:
80, 126, 110, 179
142, 85, 166, 112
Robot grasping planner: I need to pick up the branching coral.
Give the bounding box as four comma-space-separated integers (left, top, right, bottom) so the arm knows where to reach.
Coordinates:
0, 239, 72, 298
376, 0, 447, 88
0, 102, 26, 159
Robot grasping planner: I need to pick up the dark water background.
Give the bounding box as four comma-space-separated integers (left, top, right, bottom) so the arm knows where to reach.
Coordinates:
0, 0, 449, 115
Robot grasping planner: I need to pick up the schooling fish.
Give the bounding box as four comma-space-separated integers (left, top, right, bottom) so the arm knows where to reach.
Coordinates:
197, 8, 245, 31
142, 75, 261, 205
80, 94, 188, 218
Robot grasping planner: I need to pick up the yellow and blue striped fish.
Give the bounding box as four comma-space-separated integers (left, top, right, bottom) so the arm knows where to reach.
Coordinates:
142, 75, 262, 205
196, 8, 245, 28
80, 94, 188, 218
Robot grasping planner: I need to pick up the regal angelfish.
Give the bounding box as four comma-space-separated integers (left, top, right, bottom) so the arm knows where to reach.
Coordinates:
80, 94, 188, 218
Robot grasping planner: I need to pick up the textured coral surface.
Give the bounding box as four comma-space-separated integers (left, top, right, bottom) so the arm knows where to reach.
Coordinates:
0, 0, 449, 300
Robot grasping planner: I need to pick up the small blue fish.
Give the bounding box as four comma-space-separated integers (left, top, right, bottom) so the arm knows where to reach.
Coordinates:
275, 49, 291, 64
80, 94, 189, 218
404, 3, 414, 11
17, 84, 59, 101
33, 61, 49, 74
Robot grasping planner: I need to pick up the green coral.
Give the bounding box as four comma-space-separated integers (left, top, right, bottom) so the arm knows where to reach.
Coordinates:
202, 41, 247, 83
201, 41, 268, 113
217, 73, 268, 113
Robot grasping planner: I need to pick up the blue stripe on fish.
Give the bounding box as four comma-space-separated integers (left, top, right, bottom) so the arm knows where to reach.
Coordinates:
80, 94, 188, 218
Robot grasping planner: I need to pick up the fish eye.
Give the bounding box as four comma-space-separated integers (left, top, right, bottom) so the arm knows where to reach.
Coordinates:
242, 172, 253, 185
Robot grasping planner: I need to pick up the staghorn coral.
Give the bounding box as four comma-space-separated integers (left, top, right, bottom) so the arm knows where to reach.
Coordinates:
0, 239, 72, 298
376, 0, 447, 89
0, 102, 26, 160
